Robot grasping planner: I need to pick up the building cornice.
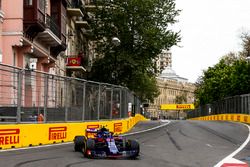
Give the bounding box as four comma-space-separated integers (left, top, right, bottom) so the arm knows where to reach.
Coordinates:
1, 31, 23, 36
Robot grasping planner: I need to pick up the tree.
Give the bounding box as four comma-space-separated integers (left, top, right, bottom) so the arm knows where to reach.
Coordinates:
195, 31, 250, 106
195, 52, 250, 105
175, 93, 187, 104
88, 0, 181, 102
240, 32, 250, 58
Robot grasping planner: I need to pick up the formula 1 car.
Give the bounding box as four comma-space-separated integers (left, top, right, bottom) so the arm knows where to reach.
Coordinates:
74, 127, 140, 159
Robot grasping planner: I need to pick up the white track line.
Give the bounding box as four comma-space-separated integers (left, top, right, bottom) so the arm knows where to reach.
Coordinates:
214, 123, 250, 167
0, 120, 171, 152
0, 142, 73, 152
122, 120, 171, 136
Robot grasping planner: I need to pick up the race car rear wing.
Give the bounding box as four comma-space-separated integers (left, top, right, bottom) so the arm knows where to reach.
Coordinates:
85, 128, 98, 138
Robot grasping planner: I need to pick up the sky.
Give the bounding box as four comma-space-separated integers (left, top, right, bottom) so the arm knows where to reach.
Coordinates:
171, 0, 250, 83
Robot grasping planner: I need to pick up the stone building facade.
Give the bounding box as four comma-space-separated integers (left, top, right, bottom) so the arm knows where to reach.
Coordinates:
148, 67, 196, 119
0, 0, 96, 107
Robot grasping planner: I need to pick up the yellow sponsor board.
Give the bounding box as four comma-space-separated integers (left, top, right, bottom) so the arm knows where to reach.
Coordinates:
160, 104, 195, 110
189, 114, 250, 124
0, 114, 147, 150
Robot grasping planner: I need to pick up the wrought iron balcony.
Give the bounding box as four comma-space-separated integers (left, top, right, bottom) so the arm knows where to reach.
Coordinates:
45, 15, 61, 39
75, 17, 90, 29
36, 15, 61, 46
84, 0, 99, 12
67, 0, 84, 17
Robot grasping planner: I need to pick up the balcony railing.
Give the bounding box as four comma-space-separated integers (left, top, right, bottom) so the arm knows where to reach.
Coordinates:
84, 0, 99, 12
84, 0, 96, 5
37, 10, 45, 25
70, 0, 84, 8
45, 15, 60, 39
75, 16, 90, 29
67, 0, 85, 17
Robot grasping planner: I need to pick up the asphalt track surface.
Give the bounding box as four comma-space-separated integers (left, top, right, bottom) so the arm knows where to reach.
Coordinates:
0, 120, 249, 167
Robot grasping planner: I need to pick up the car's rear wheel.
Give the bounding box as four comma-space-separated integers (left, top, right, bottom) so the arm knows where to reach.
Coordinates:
84, 139, 95, 158
74, 136, 86, 152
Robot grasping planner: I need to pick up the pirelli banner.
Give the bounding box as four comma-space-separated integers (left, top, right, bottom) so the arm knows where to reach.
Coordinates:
160, 104, 195, 110
0, 114, 148, 150
189, 114, 250, 125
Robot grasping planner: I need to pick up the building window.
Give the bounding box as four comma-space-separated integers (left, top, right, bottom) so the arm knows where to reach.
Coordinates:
24, 0, 33, 6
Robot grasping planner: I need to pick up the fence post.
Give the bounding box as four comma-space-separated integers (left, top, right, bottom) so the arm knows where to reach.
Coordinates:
65, 79, 69, 122
97, 84, 101, 120
17, 70, 23, 123
82, 82, 86, 121
248, 95, 250, 114
43, 75, 48, 123
124, 89, 128, 118
119, 88, 122, 119
110, 87, 113, 119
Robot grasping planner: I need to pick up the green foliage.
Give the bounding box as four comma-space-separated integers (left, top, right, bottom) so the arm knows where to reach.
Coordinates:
175, 93, 187, 104
88, 0, 180, 101
195, 52, 250, 105
127, 72, 160, 102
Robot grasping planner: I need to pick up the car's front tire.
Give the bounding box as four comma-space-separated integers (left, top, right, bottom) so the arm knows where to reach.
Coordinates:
74, 136, 86, 152
128, 139, 140, 158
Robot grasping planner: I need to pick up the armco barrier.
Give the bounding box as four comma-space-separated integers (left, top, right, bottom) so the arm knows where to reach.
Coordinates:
190, 114, 250, 124
0, 114, 147, 150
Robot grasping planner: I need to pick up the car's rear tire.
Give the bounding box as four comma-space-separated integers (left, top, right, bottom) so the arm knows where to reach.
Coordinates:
74, 136, 86, 152
84, 139, 95, 158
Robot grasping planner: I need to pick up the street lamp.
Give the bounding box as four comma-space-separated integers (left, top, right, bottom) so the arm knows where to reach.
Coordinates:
111, 37, 120, 84
111, 37, 120, 46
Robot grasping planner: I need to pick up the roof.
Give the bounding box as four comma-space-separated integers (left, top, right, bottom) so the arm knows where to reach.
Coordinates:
159, 66, 188, 82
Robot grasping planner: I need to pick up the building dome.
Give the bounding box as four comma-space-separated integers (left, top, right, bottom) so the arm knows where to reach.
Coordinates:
160, 66, 178, 78
159, 66, 188, 82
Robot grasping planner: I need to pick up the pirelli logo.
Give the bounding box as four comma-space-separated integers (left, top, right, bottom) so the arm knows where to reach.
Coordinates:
87, 125, 100, 129
244, 116, 248, 122
0, 129, 20, 145
237, 115, 241, 122
160, 104, 195, 110
114, 123, 122, 133
176, 105, 191, 109
49, 127, 67, 141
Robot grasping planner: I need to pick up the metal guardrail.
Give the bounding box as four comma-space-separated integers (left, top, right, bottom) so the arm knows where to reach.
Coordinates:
0, 64, 141, 123
187, 94, 250, 119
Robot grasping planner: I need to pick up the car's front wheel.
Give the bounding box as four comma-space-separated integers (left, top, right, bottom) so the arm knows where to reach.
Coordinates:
127, 139, 140, 158
74, 136, 86, 152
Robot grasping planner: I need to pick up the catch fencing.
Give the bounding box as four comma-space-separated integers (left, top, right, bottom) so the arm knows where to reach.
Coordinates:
187, 93, 250, 118
0, 64, 141, 123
